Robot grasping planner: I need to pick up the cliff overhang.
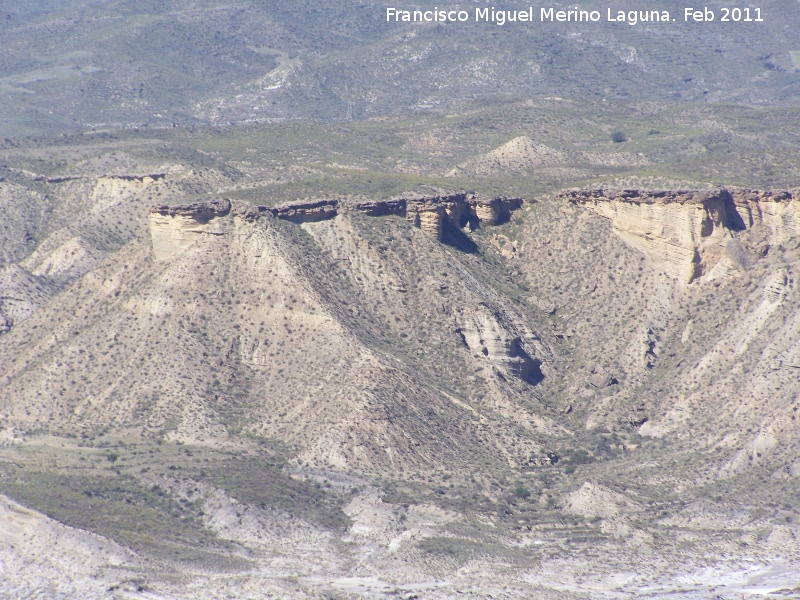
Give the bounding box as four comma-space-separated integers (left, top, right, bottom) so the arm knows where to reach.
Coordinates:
562, 188, 798, 283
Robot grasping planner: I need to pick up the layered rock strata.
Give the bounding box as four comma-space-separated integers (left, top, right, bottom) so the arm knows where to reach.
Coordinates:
401, 193, 523, 238
151, 199, 231, 220
405, 197, 446, 239
562, 189, 760, 283
728, 189, 800, 241
468, 196, 523, 228
233, 204, 272, 222
271, 199, 339, 223
347, 198, 406, 217
40, 173, 167, 184
471, 197, 502, 226
151, 194, 524, 261
455, 304, 544, 385
223, 194, 524, 241
149, 199, 231, 261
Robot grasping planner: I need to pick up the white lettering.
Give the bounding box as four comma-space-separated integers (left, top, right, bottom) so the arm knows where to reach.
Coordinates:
543, 7, 597, 22
611, 9, 670, 24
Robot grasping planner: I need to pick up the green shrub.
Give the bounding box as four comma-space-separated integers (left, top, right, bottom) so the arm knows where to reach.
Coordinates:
514, 485, 531, 499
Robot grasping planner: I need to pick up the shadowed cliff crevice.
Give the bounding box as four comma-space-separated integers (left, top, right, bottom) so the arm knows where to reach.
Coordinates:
508, 338, 545, 386
441, 221, 479, 254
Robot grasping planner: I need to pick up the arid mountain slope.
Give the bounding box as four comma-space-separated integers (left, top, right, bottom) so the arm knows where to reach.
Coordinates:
0, 195, 559, 475
2, 1, 799, 134
514, 188, 800, 474
1, 137, 800, 597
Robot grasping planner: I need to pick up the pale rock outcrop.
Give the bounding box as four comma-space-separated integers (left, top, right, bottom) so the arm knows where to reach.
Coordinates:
563, 189, 745, 283
149, 199, 230, 261
272, 199, 338, 223
25, 237, 99, 284
470, 197, 501, 226
719, 428, 780, 478
153, 194, 523, 254
343, 488, 458, 551
0, 494, 134, 597
405, 197, 445, 239
562, 482, 642, 519
763, 268, 790, 304
729, 188, 800, 242
402, 193, 522, 237
439, 193, 468, 227
348, 198, 406, 217
467, 195, 523, 227
455, 303, 543, 384
564, 188, 800, 284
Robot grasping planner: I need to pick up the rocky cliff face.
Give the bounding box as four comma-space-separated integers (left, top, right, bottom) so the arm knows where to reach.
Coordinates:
440, 194, 465, 228
271, 199, 339, 223
151, 198, 231, 220
405, 197, 446, 239
39, 173, 166, 185
455, 304, 544, 385
729, 188, 800, 242
561, 188, 787, 283
467, 196, 523, 228
149, 199, 231, 261
8, 172, 800, 598
347, 198, 406, 217
470, 197, 502, 226
206, 194, 523, 243
401, 194, 523, 239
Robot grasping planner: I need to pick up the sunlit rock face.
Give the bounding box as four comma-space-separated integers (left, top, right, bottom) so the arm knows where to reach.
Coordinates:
405, 198, 446, 240
149, 199, 231, 261
561, 189, 762, 283
456, 303, 544, 385
271, 199, 339, 223
729, 189, 800, 243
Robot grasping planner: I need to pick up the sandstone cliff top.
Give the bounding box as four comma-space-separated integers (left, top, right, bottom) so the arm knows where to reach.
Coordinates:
150, 198, 231, 218
559, 187, 796, 205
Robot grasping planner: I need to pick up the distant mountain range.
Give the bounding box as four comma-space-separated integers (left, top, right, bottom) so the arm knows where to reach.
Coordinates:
1, 0, 799, 135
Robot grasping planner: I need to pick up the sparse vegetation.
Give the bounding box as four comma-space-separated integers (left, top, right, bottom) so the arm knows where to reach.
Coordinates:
611, 131, 628, 143
0, 3, 799, 596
